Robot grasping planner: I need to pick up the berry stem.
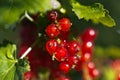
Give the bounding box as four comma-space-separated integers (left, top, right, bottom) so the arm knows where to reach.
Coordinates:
82, 63, 92, 80
19, 38, 39, 59
20, 10, 34, 22
20, 47, 32, 59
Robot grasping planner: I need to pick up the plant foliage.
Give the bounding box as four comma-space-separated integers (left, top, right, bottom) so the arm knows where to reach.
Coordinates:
0, 44, 30, 80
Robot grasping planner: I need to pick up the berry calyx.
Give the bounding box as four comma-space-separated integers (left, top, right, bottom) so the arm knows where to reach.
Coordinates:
46, 23, 60, 38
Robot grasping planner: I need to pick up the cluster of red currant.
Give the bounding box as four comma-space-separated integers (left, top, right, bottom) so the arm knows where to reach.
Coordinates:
19, 13, 71, 80
45, 10, 99, 79
19, 10, 99, 80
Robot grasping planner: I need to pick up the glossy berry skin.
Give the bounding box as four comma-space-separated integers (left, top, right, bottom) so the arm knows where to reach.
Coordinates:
87, 62, 99, 78
81, 52, 91, 62
81, 28, 97, 42
55, 47, 68, 62
75, 59, 83, 71
87, 62, 95, 70
81, 41, 93, 55
67, 55, 79, 65
59, 61, 71, 73
47, 10, 59, 21
46, 39, 58, 55
67, 40, 81, 55
46, 23, 60, 38
89, 68, 99, 78
59, 18, 71, 32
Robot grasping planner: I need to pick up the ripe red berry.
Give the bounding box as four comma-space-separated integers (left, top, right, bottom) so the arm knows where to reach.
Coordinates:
47, 10, 59, 21
58, 18, 71, 32
87, 62, 95, 71
46, 39, 58, 55
81, 28, 97, 41
59, 61, 71, 73
81, 52, 91, 62
46, 23, 60, 38
81, 41, 93, 54
55, 47, 68, 61
67, 40, 81, 55
67, 55, 79, 65
75, 60, 83, 71
87, 62, 99, 78
117, 73, 120, 80
89, 68, 99, 78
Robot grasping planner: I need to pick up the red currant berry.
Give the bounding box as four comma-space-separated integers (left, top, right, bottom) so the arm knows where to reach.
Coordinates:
46, 39, 58, 55
58, 18, 71, 32
117, 73, 120, 80
75, 60, 83, 71
55, 47, 68, 61
81, 28, 98, 41
87, 62, 95, 71
46, 23, 60, 38
67, 40, 81, 55
47, 10, 59, 21
59, 61, 71, 73
67, 55, 79, 65
81, 41, 93, 54
81, 52, 91, 62
89, 68, 99, 78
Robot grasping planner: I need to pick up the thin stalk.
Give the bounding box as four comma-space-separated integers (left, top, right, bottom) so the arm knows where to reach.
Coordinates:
19, 39, 39, 59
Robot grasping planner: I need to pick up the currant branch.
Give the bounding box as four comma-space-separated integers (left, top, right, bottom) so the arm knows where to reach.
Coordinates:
20, 39, 39, 59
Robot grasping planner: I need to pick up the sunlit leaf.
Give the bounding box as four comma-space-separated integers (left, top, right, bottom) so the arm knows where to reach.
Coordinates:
70, 0, 116, 27
0, 44, 30, 80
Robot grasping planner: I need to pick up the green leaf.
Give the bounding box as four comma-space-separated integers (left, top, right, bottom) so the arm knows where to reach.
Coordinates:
0, 0, 53, 28
15, 58, 30, 80
70, 0, 116, 27
0, 44, 30, 80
